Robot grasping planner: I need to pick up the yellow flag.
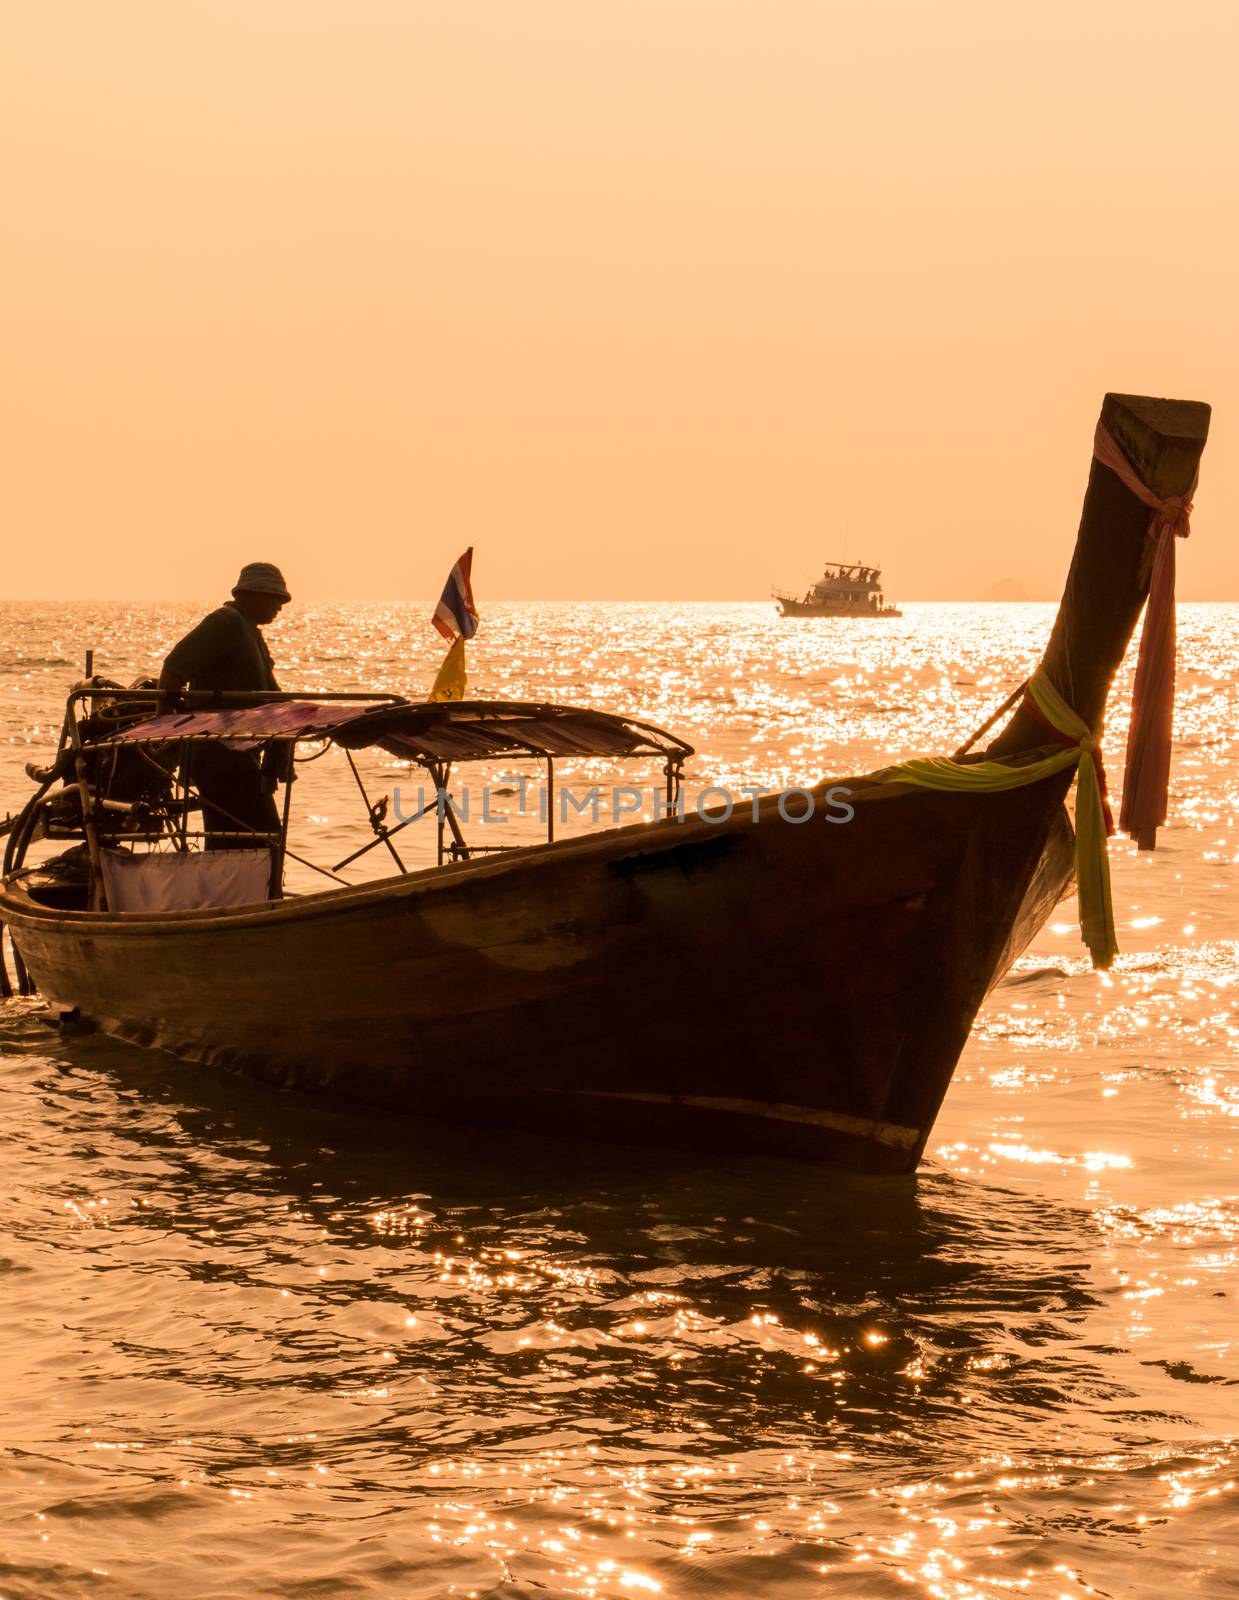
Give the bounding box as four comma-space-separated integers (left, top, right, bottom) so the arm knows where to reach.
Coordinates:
429, 636, 466, 702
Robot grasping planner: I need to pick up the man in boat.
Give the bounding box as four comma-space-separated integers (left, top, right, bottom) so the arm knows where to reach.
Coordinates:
158, 563, 291, 850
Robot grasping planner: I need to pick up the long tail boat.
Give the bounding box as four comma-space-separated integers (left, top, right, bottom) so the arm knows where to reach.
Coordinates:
0, 394, 1209, 1173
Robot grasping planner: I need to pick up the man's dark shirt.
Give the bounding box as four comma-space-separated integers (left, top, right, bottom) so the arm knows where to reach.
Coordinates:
164, 603, 278, 692
164, 603, 287, 811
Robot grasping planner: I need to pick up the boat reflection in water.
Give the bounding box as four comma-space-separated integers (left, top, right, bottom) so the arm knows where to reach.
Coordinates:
4, 998, 1215, 1598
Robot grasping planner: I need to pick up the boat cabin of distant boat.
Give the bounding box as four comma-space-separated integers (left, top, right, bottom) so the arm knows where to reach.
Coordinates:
773, 561, 902, 618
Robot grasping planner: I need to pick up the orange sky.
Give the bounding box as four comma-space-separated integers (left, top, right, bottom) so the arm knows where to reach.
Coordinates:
3, 1, 1236, 602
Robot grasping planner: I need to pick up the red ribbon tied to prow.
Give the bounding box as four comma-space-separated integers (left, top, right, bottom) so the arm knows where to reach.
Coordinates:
1093, 420, 1196, 851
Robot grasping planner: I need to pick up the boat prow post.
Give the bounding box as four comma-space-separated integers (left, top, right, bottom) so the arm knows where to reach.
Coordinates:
987, 392, 1210, 761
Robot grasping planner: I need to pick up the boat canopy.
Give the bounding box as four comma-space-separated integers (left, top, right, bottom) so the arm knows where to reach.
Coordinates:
1, 687, 697, 901
96, 698, 693, 766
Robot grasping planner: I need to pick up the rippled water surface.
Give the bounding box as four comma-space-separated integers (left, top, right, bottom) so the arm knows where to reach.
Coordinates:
2, 601, 1237, 1598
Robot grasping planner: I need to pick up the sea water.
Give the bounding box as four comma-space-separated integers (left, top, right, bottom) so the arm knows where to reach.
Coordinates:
1, 601, 1236, 1599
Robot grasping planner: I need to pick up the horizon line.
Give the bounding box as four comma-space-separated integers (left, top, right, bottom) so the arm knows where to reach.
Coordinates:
4, 594, 1239, 607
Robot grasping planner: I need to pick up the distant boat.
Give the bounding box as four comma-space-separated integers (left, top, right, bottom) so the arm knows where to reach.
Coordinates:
774, 561, 902, 617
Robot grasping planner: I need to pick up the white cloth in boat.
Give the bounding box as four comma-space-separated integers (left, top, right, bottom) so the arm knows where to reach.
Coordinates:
100, 849, 271, 913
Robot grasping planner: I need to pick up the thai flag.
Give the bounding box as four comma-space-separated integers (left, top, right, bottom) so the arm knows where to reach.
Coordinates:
431, 548, 479, 642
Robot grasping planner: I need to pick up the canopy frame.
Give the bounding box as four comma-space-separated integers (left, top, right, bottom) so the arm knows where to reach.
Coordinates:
5, 684, 694, 909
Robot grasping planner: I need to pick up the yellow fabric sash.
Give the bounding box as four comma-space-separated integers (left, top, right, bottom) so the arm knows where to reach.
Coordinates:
871, 670, 1118, 969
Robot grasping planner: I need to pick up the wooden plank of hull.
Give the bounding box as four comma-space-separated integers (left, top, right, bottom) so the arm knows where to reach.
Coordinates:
2, 771, 1070, 1174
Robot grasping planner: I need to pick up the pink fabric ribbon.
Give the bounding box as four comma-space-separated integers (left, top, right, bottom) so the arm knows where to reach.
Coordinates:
1093, 420, 1196, 850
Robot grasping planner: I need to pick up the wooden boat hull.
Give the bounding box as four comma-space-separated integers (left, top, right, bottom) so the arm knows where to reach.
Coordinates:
1, 774, 1073, 1175
776, 599, 903, 618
